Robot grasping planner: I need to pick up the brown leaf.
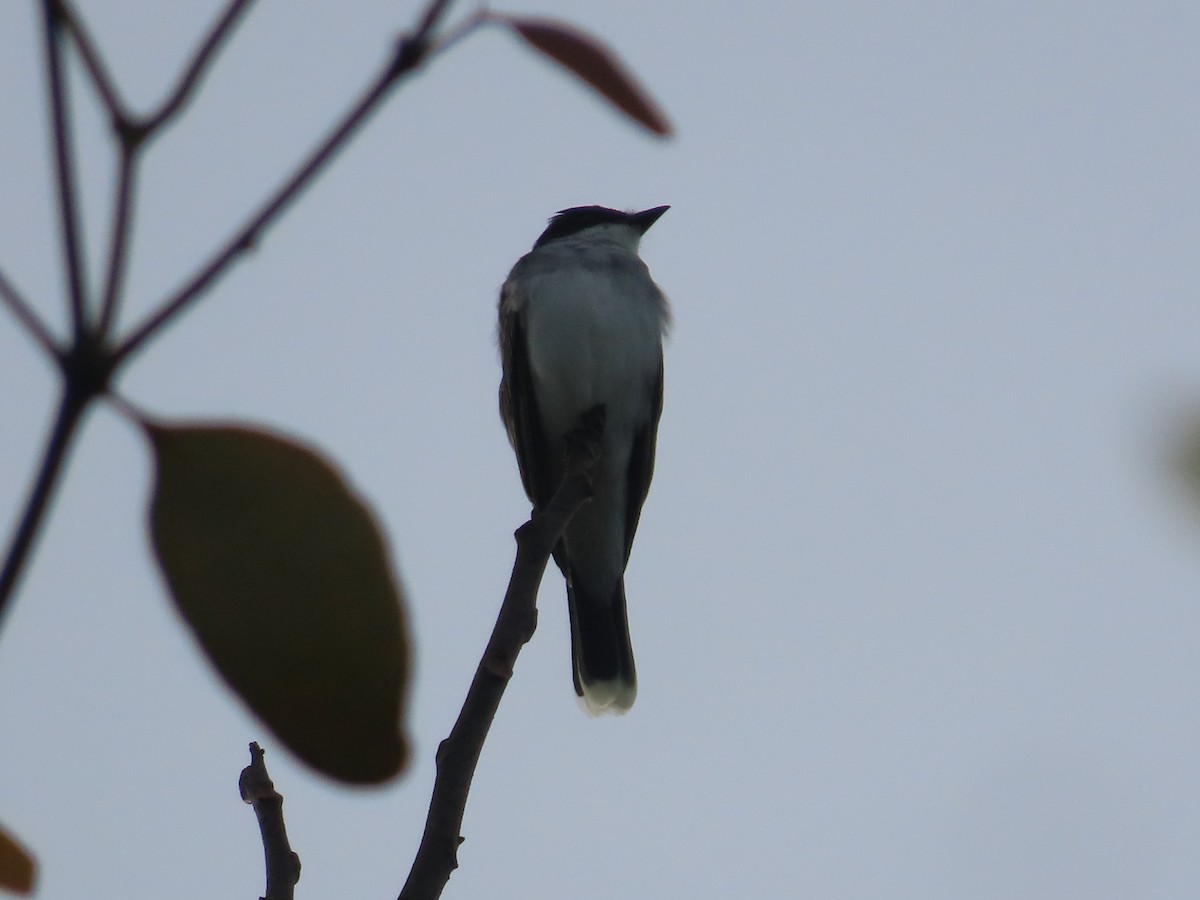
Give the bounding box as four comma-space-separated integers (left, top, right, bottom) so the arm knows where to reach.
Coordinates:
0, 824, 35, 895
146, 422, 410, 785
503, 16, 671, 136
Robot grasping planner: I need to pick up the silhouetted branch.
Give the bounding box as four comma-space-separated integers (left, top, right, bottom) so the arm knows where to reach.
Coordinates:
414, 0, 455, 36
0, 269, 58, 358
110, 51, 396, 365
96, 147, 136, 336
55, 0, 126, 123
0, 386, 88, 630
58, 0, 259, 335
399, 410, 604, 900
40, 0, 87, 339
142, 0, 258, 133
112, 0, 466, 367
240, 743, 301, 900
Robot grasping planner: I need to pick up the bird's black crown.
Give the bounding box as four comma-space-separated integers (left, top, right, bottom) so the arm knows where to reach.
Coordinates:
533, 205, 668, 249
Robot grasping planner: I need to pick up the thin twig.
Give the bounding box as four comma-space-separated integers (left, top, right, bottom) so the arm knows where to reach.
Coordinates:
415, 0, 456, 36
240, 743, 301, 900
111, 0, 470, 368
0, 269, 59, 359
0, 386, 88, 630
110, 52, 399, 366
41, 0, 88, 339
56, 0, 128, 124
398, 416, 602, 900
96, 146, 137, 336
142, 0, 258, 133
426, 7, 491, 59
61, 0, 257, 337
57, 1, 138, 338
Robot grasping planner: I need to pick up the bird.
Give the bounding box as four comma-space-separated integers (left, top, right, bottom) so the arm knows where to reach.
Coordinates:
498, 205, 670, 714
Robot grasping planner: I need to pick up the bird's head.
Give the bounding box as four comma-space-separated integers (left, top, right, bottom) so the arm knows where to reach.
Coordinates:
533, 205, 669, 251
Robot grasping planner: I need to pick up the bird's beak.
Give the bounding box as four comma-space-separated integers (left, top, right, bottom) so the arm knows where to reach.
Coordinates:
632, 205, 670, 234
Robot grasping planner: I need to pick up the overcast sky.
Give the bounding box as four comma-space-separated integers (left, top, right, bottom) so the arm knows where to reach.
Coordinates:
3, 1, 1200, 898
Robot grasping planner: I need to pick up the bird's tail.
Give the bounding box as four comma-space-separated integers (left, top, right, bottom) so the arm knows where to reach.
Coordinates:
567, 577, 637, 714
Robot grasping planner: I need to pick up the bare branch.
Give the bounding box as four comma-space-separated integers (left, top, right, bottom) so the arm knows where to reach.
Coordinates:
55, 0, 126, 124
399, 411, 603, 900
41, 0, 88, 338
0, 269, 59, 359
414, 0, 456, 37
0, 387, 88, 631
54, 2, 138, 337
239, 743, 301, 900
142, 0, 258, 133
96, 147, 136, 336
60, 1, 253, 337
111, 0, 468, 368
111, 52, 398, 366
56, 0, 128, 124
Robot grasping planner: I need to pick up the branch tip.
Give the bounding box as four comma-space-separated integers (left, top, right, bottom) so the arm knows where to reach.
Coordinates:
239, 742, 300, 899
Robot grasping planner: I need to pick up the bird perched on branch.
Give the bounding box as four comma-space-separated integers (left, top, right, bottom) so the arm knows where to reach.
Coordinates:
498, 205, 670, 714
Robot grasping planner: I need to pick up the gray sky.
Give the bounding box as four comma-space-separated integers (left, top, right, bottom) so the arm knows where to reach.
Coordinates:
2, 1, 1200, 897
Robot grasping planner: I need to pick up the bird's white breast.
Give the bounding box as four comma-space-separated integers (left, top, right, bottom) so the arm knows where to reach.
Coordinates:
519, 258, 664, 443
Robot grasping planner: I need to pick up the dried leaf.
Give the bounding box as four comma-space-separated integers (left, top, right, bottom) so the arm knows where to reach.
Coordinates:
503, 16, 671, 136
0, 824, 35, 895
146, 422, 409, 785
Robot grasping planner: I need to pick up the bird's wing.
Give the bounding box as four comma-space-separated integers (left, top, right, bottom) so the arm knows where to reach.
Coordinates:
498, 288, 557, 509
622, 357, 664, 563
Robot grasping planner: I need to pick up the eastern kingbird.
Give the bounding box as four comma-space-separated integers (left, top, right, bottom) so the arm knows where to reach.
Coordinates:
498, 205, 670, 714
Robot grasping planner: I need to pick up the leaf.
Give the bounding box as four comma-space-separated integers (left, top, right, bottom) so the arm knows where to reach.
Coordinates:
0, 824, 35, 895
501, 16, 672, 136
145, 422, 409, 785
1178, 419, 1200, 500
